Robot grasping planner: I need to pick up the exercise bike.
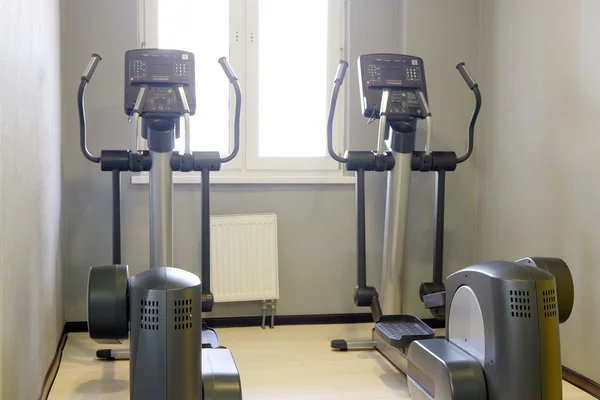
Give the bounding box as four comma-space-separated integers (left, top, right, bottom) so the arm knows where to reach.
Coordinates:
78, 49, 243, 399
327, 54, 575, 399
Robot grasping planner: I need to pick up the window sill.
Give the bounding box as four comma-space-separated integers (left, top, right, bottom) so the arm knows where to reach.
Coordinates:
130, 174, 355, 185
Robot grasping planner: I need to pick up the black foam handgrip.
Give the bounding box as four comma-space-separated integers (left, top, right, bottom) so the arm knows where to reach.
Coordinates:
218, 57, 238, 82
82, 53, 102, 82
456, 62, 477, 90
335, 60, 349, 84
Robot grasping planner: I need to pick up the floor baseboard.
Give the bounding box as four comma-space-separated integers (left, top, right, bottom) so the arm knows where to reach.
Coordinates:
64, 314, 446, 332
205, 313, 374, 328
562, 366, 600, 398
38, 325, 69, 400
65, 321, 88, 332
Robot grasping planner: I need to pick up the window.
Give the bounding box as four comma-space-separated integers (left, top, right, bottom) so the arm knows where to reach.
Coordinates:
138, 0, 348, 182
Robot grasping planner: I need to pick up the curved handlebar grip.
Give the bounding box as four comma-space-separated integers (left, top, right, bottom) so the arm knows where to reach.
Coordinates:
82, 54, 102, 82
133, 86, 149, 113
335, 60, 349, 84
456, 62, 477, 90
218, 57, 238, 82
415, 90, 431, 117
175, 85, 191, 113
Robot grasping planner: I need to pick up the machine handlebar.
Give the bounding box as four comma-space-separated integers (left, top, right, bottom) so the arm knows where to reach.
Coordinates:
415, 91, 431, 117
334, 60, 349, 84
455, 62, 481, 164
327, 60, 349, 164
82, 54, 102, 83
218, 57, 241, 163
79, 54, 103, 163
456, 62, 477, 90
218, 57, 238, 83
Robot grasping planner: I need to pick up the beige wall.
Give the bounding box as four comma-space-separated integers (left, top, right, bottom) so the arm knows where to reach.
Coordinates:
0, 0, 63, 398
478, 0, 600, 381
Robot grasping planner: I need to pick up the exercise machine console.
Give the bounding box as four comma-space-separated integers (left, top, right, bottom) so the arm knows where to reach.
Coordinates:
327, 54, 575, 399
78, 49, 243, 399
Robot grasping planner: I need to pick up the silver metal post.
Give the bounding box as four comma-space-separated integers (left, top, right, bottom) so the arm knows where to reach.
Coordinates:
132, 87, 148, 153
424, 116, 433, 155
133, 115, 141, 152
149, 150, 173, 268
415, 90, 433, 155
380, 150, 412, 315
184, 114, 191, 154
377, 89, 391, 154
177, 86, 191, 154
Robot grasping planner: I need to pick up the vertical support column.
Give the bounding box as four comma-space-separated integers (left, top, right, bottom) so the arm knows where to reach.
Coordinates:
149, 151, 173, 268
147, 119, 175, 269
380, 128, 415, 315
433, 170, 446, 284
112, 169, 122, 265
355, 168, 367, 290
201, 168, 211, 296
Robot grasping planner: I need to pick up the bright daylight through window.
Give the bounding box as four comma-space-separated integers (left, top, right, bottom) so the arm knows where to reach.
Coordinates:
143, 0, 345, 178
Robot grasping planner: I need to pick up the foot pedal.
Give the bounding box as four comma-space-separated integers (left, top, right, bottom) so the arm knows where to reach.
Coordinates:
375, 315, 435, 349
420, 282, 447, 321
202, 323, 220, 348
423, 291, 446, 309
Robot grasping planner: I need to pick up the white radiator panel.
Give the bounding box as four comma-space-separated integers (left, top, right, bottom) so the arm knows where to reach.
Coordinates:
210, 213, 279, 303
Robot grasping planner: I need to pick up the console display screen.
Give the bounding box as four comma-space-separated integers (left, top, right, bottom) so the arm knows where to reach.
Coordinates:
150, 64, 171, 77
382, 68, 404, 84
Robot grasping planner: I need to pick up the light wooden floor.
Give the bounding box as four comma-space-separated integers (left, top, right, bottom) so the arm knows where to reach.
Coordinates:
50, 323, 594, 399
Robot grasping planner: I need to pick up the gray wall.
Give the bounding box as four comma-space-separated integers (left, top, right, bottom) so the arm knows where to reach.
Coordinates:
477, 0, 600, 381
0, 0, 63, 398
401, 0, 481, 314
62, 0, 480, 321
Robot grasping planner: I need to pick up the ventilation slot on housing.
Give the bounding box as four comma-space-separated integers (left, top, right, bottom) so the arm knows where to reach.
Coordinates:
174, 299, 193, 331
542, 289, 558, 319
141, 300, 159, 331
509, 289, 531, 318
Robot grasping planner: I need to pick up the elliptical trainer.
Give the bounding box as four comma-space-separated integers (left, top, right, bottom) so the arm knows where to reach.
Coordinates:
78, 49, 242, 399
326, 54, 575, 399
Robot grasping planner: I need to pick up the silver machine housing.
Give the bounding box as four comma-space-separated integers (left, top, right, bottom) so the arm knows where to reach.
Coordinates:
407, 259, 573, 400
129, 267, 203, 398
81, 49, 243, 399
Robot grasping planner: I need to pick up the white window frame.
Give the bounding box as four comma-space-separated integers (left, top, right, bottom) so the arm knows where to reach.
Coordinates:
133, 0, 352, 185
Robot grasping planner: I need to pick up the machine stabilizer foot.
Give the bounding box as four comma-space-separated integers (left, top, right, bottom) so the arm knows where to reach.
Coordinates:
331, 339, 348, 351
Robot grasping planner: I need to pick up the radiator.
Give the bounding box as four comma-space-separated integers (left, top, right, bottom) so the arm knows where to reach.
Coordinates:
210, 213, 279, 303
